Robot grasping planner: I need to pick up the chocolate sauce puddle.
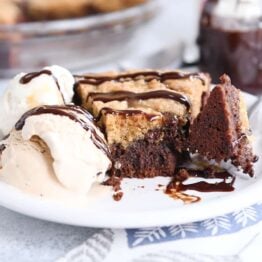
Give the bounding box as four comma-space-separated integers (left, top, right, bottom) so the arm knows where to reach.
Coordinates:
177, 180, 235, 193
88, 90, 191, 111
75, 71, 206, 86
15, 105, 110, 157
165, 168, 235, 204
20, 70, 66, 103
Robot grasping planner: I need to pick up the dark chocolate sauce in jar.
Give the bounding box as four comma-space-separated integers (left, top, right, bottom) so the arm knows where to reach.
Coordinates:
88, 90, 191, 111
19, 69, 66, 103
15, 105, 110, 157
198, 0, 262, 94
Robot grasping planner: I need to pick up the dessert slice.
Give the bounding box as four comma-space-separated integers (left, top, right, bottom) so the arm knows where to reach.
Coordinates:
189, 75, 257, 176
74, 70, 210, 178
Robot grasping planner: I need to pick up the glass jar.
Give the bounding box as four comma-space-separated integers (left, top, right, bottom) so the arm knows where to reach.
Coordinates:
198, 0, 262, 94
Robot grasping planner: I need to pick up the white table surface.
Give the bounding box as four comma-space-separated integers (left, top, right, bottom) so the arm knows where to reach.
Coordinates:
0, 1, 261, 262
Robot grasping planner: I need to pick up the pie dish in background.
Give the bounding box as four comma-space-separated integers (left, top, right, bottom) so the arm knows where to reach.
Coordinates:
0, 0, 159, 78
0, 0, 148, 24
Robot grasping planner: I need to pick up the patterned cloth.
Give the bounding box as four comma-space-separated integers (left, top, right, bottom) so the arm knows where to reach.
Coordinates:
58, 203, 262, 262
126, 203, 262, 248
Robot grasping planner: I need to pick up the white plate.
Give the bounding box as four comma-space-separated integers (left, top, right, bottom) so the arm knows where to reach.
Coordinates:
0, 92, 261, 229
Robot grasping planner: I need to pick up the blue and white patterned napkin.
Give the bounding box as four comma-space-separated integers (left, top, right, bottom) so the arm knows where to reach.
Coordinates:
58, 203, 262, 262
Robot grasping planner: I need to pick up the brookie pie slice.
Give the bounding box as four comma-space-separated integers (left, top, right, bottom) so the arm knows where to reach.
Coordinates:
74, 70, 210, 178
189, 75, 258, 176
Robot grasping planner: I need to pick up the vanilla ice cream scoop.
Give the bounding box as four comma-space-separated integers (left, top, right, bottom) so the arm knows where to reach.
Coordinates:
0, 105, 111, 195
0, 65, 74, 138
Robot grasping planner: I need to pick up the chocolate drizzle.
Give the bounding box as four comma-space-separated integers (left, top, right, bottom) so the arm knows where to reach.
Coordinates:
95, 107, 162, 122
0, 144, 6, 154
75, 71, 206, 86
15, 105, 110, 157
166, 168, 235, 203
20, 70, 52, 84
20, 69, 66, 103
88, 90, 191, 111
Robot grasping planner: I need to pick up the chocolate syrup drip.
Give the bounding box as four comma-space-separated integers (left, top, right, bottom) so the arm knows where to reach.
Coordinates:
19, 70, 66, 103
0, 144, 6, 154
95, 107, 161, 122
20, 70, 52, 84
166, 168, 235, 196
2, 134, 10, 140
75, 71, 206, 86
15, 105, 110, 157
88, 90, 191, 111
73, 82, 82, 105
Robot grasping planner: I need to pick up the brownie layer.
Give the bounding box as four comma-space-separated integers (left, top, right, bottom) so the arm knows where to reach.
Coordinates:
111, 134, 177, 178
110, 114, 186, 178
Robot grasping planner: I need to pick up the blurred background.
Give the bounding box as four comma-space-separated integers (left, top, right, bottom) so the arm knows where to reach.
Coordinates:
0, 0, 261, 93
0, 0, 201, 75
